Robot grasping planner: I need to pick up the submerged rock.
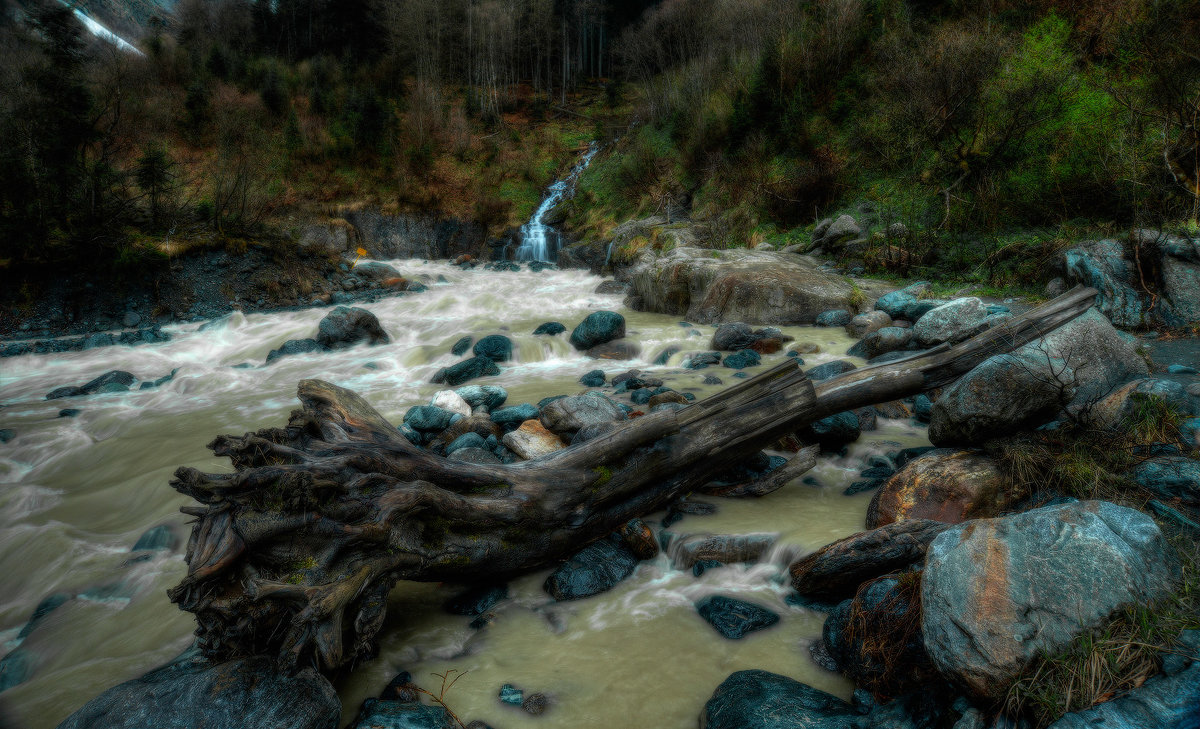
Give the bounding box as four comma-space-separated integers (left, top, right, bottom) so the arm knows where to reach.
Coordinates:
922, 500, 1180, 702
695, 596, 780, 639
347, 698, 452, 729
543, 535, 641, 601
46, 370, 136, 399
451, 336, 473, 356
131, 525, 177, 553
569, 310, 626, 350
701, 670, 857, 729
266, 338, 323, 363
670, 533, 775, 570
532, 321, 566, 336
57, 655, 340, 729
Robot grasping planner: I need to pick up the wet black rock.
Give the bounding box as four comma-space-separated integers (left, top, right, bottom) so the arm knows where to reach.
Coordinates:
57, 655, 340, 729
451, 336, 473, 356
266, 338, 323, 364
723, 349, 762, 369
569, 311, 626, 351
347, 699, 452, 729
0, 647, 32, 692
579, 369, 606, 387
701, 670, 857, 729
473, 334, 514, 363
532, 321, 566, 336
316, 306, 389, 349
543, 534, 641, 601
0, 429, 13, 443
58, 409, 80, 418
685, 352, 722, 369
432, 356, 501, 386
444, 584, 508, 616
798, 411, 861, 452
696, 596, 780, 639
46, 370, 136, 399
703, 374, 723, 385
138, 369, 178, 390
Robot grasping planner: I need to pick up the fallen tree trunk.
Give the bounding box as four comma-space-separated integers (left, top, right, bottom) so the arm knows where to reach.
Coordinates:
167, 286, 1098, 674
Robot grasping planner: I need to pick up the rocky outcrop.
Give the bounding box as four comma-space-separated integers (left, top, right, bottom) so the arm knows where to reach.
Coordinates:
866, 450, 1010, 528
57, 654, 340, 729
622, 246, 890, 325
789, 519, 951, 600
1061, 233, 1200, 329
921, 501, 1180, 702
342, 209, 486, 260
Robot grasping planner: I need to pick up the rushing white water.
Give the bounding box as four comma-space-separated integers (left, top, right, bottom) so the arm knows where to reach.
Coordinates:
0, 261, 930, 728
60, 3, 144, 56
515, 144, 599, 262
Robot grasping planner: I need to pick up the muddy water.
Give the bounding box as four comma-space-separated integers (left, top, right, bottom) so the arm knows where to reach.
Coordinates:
0, 262, 929, 728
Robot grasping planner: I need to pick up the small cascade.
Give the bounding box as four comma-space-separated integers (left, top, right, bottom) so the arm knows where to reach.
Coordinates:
514, 143, 598, 262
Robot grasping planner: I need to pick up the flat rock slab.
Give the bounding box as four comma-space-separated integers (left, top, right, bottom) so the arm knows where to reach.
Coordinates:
57, 655, 340, 729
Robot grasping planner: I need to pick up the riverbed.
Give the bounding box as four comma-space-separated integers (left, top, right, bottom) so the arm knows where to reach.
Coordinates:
0, 261, 931, 728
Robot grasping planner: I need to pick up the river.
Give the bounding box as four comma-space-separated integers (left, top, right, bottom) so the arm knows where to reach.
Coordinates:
0, 261, 931, 728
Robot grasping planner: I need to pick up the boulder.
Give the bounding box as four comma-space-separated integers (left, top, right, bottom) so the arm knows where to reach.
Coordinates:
578, 369, 606, 387
131, 525, 177, 552
316, 306, 389, 349
454, 385, 508, 412
1087, 377, 1198, 429
912, 298, 989, 347
670, 533, 776, 570
847, 327, 913, 360
430, 390, 472, 417
723, 350, 762, 369
922, 501, 1180, 701
813, 214, 863, 251
539, 393, 627, 437
490, 404, 539, 428
57, 655, 340, 729
789, 519, 951, 600
351, 261, 402, 282
543, 535, 641, 600
695, 596, 780, 639
532, 321, 566, 336
472, 335, 513, 363
815, 309, 853, 327
431, 356, 501, 386
927, 351, 1074, 447
700, 670, 857, 729
623, 246, 885, 325
569, 311, 626, 350
875, 283, 947, 322
846, 310, 892, 338
403, 406, 463, 434
501, 420, 565, 460
451, 336, 473, 356
1022, 307, 1148, 403
866, 450, 1009, 529
266, 338, 323, 363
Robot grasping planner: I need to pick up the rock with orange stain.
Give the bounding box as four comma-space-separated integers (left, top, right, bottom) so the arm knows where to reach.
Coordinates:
866, 449, 1010, 529
500, 419, 565, 460
617, 518, 660, 560
922, 500, 1180, 702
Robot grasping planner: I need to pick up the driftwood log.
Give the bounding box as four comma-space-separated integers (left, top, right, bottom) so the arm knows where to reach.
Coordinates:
167, 286, 1099, 673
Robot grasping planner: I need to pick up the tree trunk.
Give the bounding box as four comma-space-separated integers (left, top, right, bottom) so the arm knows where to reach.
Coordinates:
167, 287, 1098, 674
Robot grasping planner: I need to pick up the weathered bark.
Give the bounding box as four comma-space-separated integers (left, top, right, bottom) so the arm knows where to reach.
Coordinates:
167, 286, 1098, 674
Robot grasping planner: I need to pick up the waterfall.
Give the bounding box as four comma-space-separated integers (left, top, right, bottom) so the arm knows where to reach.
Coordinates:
59, 2, 144, 56
514, 143, 598, 262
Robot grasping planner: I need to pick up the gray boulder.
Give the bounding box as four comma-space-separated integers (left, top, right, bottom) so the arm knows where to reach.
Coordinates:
847, 326, 912, 360
1063, 236, 1200, 328
539, 393, 627, 437
316, 306, 389, 349
922, 501, 1180, 702
622, 246, 889, 325
912, 298, 989, 347
846, 310, 892, 338
875, 282, 947, 322
57, 655, 340, 729
812, 214, 862, 251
